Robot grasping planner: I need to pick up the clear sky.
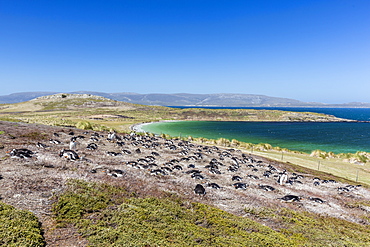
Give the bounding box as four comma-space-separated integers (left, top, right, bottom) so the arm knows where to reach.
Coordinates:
1, 0, 369, 103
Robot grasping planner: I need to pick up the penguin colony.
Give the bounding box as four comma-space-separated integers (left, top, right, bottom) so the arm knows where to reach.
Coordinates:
1, 120, 370, 225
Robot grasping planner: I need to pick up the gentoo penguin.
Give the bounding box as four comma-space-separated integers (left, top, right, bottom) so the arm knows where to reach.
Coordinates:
313, 181, 321, 186
232, 175, 243, 181
194, 184, 206, 195
207, 183, 221, 189
209, 168, 221, 174
308, 197, 325, 203
263, 171, 272, 178
36, 142, 48, 149
258, 184, 276, 191
116, 141, 125, 147
150, 169, 167, 176
107, 131, 116, 142
337, 187, 350, 192
173, 165, 183, 170
8, 148, 34, 159
49, 139, 61, 144
277, 170, 288, 185
247, 174, 259, 180
59, 149, 79, 160
233, 182, 248, 190
228, 166, 238, 172
86, 143, 98, 150
105, 169, 124, 177
185, 169, 201, 174
191, 173, 205, 180
69, 140, 77, 150
122, 149, 131, 154
279, 195, 301, 202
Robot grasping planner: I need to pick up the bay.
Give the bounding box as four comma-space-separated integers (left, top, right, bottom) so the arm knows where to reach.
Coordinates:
141, 108, 370, 154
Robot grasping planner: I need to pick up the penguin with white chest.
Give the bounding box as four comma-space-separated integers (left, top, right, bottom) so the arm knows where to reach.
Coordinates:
59, 149, 79, 161
69, 139, 77, 150
277, 170, 288, 185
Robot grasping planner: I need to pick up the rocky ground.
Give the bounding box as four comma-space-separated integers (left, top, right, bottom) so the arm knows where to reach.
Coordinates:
1, 120, 369, 246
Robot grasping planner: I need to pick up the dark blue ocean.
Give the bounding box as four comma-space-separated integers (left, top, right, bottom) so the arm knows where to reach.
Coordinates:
142, 108, 370, 154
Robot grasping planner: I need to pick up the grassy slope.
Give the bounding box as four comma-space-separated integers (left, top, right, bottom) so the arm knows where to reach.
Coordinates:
52, 179, 370, 247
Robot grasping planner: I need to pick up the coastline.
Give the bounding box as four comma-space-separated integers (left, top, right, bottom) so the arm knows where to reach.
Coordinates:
130, 120, 183, 133
130, 120, 370, 154
129, 113, 357, 133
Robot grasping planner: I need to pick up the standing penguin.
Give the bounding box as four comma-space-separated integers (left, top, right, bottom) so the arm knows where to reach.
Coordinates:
69, 139, 77, 150
277, 170, 288, 185
107, 131, 117, 142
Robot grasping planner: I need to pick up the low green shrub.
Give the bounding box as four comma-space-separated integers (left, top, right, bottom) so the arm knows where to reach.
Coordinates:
53, 180, 294, 246
53, 180, 370, 246
76, 121, 93, 130
0, 202, 45, 247
53, 180, 129, 223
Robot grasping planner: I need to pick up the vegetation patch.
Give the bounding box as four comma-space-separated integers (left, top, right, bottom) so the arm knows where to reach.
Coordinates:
53, 180, 295, 246
0, 202, 45, 247
53, 180, 129, 224
0, 117, 22, 122
53, 179, 370, 246
245, 206, 370, 246
75, 120, 94, 130
20, 131, 48, 140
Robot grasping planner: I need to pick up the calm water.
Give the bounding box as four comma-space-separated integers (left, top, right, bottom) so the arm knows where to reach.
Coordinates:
141, 108, 370, 154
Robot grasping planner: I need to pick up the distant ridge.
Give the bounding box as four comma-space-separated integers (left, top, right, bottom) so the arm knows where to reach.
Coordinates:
1, 91, 370, 108
0, 92, 59, 104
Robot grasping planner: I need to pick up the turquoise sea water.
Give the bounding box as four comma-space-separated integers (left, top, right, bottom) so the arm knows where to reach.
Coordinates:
141, 108, 370, 154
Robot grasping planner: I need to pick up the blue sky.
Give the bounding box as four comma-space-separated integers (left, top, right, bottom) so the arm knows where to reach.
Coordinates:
1, 0, 369, 103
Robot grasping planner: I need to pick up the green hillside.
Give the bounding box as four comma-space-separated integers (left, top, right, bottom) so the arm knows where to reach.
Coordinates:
0, 93, 349, 132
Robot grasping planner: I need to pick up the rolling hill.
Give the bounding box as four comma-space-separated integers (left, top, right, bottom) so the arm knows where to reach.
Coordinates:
2, 91, 370, 107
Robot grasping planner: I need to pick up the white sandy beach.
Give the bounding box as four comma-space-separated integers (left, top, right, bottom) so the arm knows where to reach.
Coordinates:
130, 120, 182, 133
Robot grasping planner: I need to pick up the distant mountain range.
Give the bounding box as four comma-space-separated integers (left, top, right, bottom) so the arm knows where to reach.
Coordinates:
1, 91, 370, 108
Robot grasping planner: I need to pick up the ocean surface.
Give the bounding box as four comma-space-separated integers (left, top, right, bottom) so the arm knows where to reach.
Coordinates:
140, 108, 370, 154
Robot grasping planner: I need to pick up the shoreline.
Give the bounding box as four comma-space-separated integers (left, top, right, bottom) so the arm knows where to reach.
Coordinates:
129, 120, 370, 155
130, 120, 183, 133
130, 118, 361, 133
